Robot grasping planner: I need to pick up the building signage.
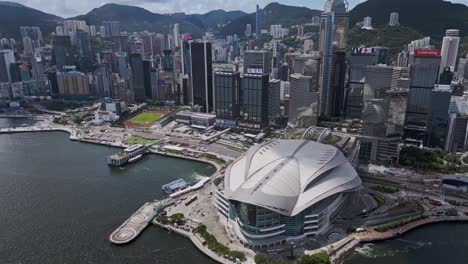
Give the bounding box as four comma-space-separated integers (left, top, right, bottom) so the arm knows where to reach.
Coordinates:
181, 34, 193, 40
247, 68, 263, 74
414, 49, 441, 56
434, 84, 451, 91
352, 47, 376, 54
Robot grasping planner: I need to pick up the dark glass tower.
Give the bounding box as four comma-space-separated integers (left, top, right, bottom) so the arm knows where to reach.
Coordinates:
129, 53, 146, 102
52, 35, 73, 71
190, 41, 213, 112
214, 71, 241, 121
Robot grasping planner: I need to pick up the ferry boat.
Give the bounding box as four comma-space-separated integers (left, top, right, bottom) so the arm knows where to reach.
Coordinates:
162, 179, 189, 195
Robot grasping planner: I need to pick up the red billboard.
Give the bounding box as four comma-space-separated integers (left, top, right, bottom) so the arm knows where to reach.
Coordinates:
414, 49, 441, 56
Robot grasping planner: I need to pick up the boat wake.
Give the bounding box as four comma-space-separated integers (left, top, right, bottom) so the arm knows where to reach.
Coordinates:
354, 239, 431, 258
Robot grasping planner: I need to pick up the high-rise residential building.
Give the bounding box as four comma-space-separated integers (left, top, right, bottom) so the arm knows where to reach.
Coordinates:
245, 24, 252, 37
0, 49, 15, 83
190, 41, 213, 112
56, 26, 64, 36
440, 29, 460, 72
239, 73, 269, 129
297, 25, 304, 38
388, 12, 400, 26
256, 4, 261, 39
319, 0, 349, 117
22, 36, 34, 54
405, 49, 441, 144
89, 25, 97, 37
57, 71, 91, 96
129, 53, 146, 102
362, 16, 373, 30
173, 24, 180, 48
99, 26, 106, 37
52, 35, 73, 71
304, 39, 314, 53
20, 26, 42, 48
214, 71, 241, 123
243, 50, 272, 75
312, 16, 320, 26
103, 21, 120, 36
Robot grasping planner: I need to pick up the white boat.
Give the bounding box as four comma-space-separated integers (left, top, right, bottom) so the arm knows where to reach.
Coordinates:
128, 154, 143, 164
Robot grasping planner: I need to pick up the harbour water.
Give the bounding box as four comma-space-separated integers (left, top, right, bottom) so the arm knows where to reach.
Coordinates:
0, 130, 217, 264
2, 120, 468, 264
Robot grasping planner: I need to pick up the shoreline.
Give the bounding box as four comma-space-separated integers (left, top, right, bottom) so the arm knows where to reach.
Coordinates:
3, 123, 468, 264
329, 217, 468, 263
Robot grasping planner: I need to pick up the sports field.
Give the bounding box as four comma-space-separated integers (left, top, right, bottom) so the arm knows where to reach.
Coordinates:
128, 112, 162, 124
123, 110, 169, 128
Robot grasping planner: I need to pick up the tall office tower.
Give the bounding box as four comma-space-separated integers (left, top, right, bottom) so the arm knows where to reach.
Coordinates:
304, 39, 314, 53
239, 73, 269, 129
76, 30, 92, 72
361, 99, 388, 137
440, 29, 460, 72
363, 65, 406, 101
52, 35, 73, 71
292, 54, 317, 74
0, 50, 15, 83
152, 35, 164, 57
288, 59, 320, 127
190, 41, 213, 112
345, 48, 380, 118
110, 35, 129, 53
22, 36, 34, 54
116, 52, 128, 80
140, 34, 152, 58
268, 79, 281, 124
243, 50, 272, 74
385, 88, 409, 137
388, 12, 400, 26
129, 40, 145, 59
405, 49, 441, 144
142, 60, 153, 99
297, 26, 304, 38
162, 50, 173, 71
362, 17, 373, 30
319, 0, 349, 117
103, 21, 120, 36
279, 63, 289, 82
181, 41, 192, 75
255, 4, 261, 39
173, 24, 180, 48
214, 71, 241, 123
129, 53, 146, 102
94, 64, 111, 98
429, 87, 452, 148
57, 71, 91, 96
245, 24, 252, 37
445, 97, 468, 152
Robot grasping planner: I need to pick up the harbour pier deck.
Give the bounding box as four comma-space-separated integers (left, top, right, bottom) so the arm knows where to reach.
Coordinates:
109, 202, 156, 244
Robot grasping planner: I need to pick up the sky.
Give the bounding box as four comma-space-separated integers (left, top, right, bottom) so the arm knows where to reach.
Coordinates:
7, 0, 468, 18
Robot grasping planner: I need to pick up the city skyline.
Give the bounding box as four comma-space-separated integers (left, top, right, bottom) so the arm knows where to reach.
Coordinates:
6, 0, 468, 17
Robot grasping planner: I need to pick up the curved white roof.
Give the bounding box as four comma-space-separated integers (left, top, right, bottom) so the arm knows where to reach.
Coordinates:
224, 140, 362, 216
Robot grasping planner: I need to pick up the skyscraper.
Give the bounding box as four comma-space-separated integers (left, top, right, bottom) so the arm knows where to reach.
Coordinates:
319, 0, 349, 117
388, 12, 400, 26
173, 24, 180, 48
52, 35, 73, 71
440, 29, 460, 72
103, 21, 121, 36
190, 41, 213, 112
239, 73, 269, 129
214, 71, 241, 122
245, 24, 252, 37
255, 4, 261, 40
0, 49, 15, 83
243, 50, 272, 75
129, 53, 146, 102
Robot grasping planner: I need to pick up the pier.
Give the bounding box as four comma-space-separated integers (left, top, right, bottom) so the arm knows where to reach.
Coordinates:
109, 199, 174, 244
109, 202, 156, 244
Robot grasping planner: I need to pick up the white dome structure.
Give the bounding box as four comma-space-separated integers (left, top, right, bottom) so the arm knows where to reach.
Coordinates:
213, 140, 362, 248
